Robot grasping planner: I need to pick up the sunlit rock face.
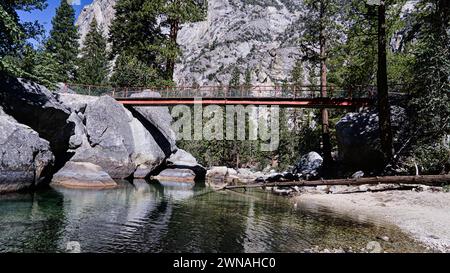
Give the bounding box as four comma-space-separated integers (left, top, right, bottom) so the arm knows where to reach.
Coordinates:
76, 0, 117, 48
0, 106, 54, 193
76, 0, 305, 86
175, 0, 305, 86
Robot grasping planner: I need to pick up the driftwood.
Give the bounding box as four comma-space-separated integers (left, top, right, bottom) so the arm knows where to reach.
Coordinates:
223, 174, 450, 190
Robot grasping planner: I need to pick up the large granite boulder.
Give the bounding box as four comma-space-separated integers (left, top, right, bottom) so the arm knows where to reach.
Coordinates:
153, 149, 206, 181
51, 162, 117, 189
293, 151, 323, 179
61, 95, 166, 179
0, 74, 74, 169
0, 107, 54, 193
54, 93, 98, 113
206, 166, 241, 185
0, 75, 203, 190
129, 91, 177, 155
336, 106, 407, 171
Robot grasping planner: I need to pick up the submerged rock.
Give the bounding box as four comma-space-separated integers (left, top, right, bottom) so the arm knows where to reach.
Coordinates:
152, 169, 197, 182
51, 161, 117, 189
0, 107, 54, 193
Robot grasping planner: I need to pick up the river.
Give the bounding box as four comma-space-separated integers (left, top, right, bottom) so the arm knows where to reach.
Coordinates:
0, 180, 426, 253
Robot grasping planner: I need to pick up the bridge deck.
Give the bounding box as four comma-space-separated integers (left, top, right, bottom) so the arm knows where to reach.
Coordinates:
65, 83, 379, 108
116, 97, 374, 108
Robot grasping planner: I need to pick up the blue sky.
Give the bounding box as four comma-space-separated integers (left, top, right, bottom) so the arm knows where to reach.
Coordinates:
18, 0, 93, 43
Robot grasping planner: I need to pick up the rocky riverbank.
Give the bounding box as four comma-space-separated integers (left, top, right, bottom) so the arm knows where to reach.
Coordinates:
0, 74, 205, 193
204, 163, 450, 252
294, 190, 450, 253
203, 149, 450, 253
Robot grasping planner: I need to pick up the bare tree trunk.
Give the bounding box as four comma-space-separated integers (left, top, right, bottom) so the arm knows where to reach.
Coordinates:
223, 175, 450, 190
377, 1, 394, 162
320, 1, 332, 165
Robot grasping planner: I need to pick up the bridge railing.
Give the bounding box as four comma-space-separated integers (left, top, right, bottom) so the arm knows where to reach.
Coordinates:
64, 83, 382, 99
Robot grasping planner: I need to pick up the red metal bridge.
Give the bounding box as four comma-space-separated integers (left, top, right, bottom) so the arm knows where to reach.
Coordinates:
64, 83, 379, 108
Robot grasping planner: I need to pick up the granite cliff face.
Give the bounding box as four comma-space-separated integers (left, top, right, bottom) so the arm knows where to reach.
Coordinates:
174, 0, 305, 86
76, 0, 305, 86
75, 0, 117, 48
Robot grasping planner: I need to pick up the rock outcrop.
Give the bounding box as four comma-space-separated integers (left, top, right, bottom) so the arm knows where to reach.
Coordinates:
336, 106, 408, 172
51, 162, 117, 189
293, 151, 323, 179
175, 0, 305, 86
75, 0, 417, 86
76, 0, 117, 48
0, 75, 203, 191
56, 94, 167, 181
75, 0, 305, 86
0, 106, 54, 193
129, 91, 177, 155
0, 74, 74, 169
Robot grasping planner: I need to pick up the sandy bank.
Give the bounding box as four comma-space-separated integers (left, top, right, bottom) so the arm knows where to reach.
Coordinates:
294, 190, 450, 252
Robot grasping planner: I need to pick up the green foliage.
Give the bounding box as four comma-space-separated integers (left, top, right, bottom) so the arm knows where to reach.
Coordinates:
0, 0, 46, 75
1, 44, 60, 89
326, 0, 409, 87
21, 45, 60, 88
308, 65, 318, 86
413, 143, 449, 174
291, 60, 304, 87
244, 68, 252, 88
45, 0, 79, 82
77, 19, 109, 86
110, 0, 206, 85
109, 0, 161, 68
110, 53, 162, 87
406, 0, 450, 172
299, 0, 344, 67
228, 67, 241, 96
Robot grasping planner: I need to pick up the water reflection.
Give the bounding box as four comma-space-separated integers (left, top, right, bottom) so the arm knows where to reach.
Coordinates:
0, 181, 426, 253
0, 191, 65, 252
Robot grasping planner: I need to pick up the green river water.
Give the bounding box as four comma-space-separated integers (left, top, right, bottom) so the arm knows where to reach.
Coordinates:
0, 180, 426, 253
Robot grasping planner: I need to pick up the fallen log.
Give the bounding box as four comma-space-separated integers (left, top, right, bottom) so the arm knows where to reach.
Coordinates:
223, 174, 450, 190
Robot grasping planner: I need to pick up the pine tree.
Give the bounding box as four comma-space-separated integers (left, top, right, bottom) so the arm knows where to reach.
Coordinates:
291, 59, 304, 96
244, 68, 252, 96
407, 0, 450, 173
110, 53, 160, 87
109, 0, 160, 67
21, 44, 60, 88
0, 0, 46, 74
77, 19, 109, 87
162, 0, 206, 78
110, 0, 206, 85
229, 67, 241, 96
300, 0, 344, 165
308, 65, 318, 86
46, 0, 79, 82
